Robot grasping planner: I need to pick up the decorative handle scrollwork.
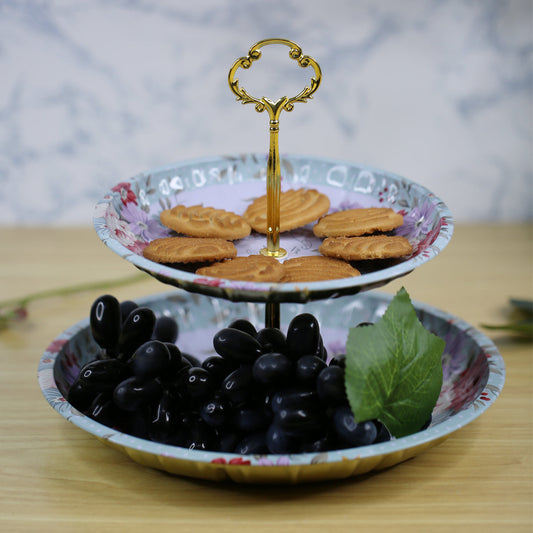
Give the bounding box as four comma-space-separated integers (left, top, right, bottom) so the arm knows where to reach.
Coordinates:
228, 38, 322, 121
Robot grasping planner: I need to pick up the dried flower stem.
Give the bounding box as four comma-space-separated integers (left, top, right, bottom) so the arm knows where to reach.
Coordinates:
0, 273, 146, 330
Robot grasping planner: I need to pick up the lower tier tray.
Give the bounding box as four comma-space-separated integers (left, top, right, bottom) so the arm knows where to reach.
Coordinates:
38, 291, 504, 484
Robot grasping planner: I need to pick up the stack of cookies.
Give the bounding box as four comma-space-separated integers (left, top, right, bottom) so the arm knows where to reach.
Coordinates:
142, 188, 412, 283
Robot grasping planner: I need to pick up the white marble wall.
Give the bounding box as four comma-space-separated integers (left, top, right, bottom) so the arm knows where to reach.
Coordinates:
0, 0, 531, 225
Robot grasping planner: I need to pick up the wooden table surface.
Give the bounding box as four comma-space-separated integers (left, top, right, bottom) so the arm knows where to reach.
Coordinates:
1, 224, 532, 532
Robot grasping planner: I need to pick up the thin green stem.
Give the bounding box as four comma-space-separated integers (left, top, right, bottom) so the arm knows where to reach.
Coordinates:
0, 273, 146, 310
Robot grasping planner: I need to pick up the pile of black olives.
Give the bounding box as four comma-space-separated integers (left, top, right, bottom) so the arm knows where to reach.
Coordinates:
68, 294, 391, 455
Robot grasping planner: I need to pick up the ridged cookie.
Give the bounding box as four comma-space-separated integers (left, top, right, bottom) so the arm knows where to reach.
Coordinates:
319, 235, 413, 261
281, 255, 360, 282
196, 255, 284, 282
244, 188, 330, 233
143, 237, 237, 264
313, 207, 404, 238
160, 205, 251, 240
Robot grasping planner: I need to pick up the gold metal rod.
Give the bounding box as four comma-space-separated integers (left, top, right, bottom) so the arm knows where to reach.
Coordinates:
266, 119, 282, 255
263, 103, 286, 257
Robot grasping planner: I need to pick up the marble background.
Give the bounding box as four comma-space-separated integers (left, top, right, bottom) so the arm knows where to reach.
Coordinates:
0, 0, 531, 225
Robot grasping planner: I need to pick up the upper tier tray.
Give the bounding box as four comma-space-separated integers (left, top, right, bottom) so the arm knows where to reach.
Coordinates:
93, 154, 453, 303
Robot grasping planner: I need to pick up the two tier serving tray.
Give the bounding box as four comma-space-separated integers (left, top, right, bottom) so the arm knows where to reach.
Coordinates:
38, 40, 504, 484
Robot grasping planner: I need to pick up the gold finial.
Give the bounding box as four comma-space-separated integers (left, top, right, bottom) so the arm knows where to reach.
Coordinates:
228, 39, 322, 259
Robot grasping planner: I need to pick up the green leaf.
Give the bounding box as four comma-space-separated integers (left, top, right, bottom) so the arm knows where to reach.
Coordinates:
345, 287, 445, 438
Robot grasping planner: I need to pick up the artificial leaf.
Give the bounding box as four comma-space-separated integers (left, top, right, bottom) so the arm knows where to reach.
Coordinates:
345, 287, 445, 438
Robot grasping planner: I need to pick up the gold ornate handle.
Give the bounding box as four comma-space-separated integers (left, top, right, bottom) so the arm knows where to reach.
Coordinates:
228, 38, 322, 258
